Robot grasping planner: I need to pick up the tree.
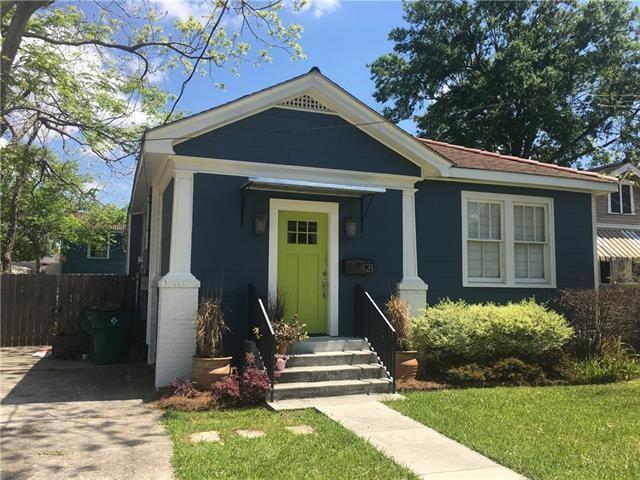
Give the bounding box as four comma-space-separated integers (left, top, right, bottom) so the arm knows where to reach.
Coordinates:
0, 0, 304, 270
1, 144, 126, 272
370, 0, 640, 167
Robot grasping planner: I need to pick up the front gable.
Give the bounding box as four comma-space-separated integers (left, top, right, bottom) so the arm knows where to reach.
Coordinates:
173, 106, 422, 177
144, 69, 452, 178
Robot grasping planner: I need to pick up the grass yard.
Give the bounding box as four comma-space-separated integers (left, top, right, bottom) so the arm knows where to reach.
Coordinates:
164, 407, 417, 480
387, 380, 640, 480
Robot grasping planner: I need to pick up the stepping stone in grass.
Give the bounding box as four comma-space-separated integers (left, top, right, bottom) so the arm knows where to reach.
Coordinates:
235, 429, 266, 439
285, 425, 315, 435
189, 431, 221, 443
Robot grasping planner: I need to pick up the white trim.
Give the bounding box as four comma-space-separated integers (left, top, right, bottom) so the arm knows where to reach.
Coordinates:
597, 223, 640, 231
268, 198, 339, 336
592, 194, 600, 290
87, 243, 110, 260
172, 154, 420, 190
461, 191, 557, 288
446, 167, 618, 194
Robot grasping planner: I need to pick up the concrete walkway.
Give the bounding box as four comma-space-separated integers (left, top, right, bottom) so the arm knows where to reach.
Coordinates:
1, 347, 173, 480
271, 394, 524, 480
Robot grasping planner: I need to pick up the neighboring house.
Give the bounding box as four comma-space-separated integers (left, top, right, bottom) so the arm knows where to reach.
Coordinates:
12, 255, 61, 274
126, 68, 617, 388
61, 227, 127, 274
590, 160, 640, 284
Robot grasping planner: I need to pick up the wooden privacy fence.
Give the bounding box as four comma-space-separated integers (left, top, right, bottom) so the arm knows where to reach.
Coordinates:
1, 274, 135, 347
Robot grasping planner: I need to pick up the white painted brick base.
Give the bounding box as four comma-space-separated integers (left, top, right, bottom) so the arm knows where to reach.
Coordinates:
155, 273, 200, 388
397, 277, 428, 317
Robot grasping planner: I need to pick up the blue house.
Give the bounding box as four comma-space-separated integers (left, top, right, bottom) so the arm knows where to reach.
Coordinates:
61, 227, 127, 274
127, 68, 617, 392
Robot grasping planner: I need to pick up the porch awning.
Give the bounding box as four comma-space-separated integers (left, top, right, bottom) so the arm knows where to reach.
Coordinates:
243, 177, 386, 197
597, 228, 640, 261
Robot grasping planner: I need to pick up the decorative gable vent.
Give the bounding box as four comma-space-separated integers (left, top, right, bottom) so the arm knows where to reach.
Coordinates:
277, 94, 334, 113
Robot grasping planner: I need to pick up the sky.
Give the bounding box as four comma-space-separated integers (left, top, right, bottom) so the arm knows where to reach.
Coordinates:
88, 0, 411, 206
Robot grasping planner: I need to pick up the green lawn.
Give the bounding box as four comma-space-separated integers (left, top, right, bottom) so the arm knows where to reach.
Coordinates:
387, 380, 640, 480
164, 407, 417, 480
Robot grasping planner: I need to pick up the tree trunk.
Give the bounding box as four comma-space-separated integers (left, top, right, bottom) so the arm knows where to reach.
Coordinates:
0, 1, 50, 129
1, 168, 28, 272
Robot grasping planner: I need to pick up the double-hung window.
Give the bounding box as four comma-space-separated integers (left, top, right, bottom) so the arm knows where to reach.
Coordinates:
462, 192, 555, 287
87, 243, 110, 259
609, 183, 634, 215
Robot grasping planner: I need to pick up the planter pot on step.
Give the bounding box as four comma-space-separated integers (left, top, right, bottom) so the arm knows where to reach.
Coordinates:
395, 351, 418, 380
276, 344, 287, 355
275, 355, 288, 371
191, 356, 232, 389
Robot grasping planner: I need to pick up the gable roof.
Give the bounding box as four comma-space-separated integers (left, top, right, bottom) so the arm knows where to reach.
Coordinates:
418, 139, 616, 184
589, 160, 640, 179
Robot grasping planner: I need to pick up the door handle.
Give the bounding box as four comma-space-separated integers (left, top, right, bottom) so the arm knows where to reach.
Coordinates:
322, 273, 327, 298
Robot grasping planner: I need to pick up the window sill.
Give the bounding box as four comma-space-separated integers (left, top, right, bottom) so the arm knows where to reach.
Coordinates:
463, 281, 557, 289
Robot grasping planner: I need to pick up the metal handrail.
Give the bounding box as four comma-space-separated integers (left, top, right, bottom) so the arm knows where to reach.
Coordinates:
248, 284, 276, 401
354, 285, 396, 393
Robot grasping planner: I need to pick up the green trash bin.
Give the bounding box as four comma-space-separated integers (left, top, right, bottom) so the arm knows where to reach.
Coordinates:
84, 307, 132, 365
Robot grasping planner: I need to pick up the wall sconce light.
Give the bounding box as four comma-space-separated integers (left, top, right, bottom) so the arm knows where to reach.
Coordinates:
254, 213, 266, 236
345, 217, 357, 240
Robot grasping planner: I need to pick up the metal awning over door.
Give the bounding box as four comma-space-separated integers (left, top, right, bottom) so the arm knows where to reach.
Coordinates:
597, 228, 640, 260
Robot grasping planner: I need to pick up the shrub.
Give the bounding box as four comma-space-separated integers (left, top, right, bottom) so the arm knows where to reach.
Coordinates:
572, 339, 640, 384
386, 293, 412, 351
486, 358, 545, 384
445, 364, 487, 384
558, 286, 640, 359
167, 378, 200, 398
413, 298, 574, 368
211, 354, 270, 408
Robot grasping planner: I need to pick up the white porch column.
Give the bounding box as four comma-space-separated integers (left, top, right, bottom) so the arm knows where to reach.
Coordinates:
146, 189, 162, 365
155, 170, 200, 388
397, 188, 428, 315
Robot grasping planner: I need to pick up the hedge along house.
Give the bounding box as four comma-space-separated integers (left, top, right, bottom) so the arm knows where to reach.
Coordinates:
127, 68, 617, 390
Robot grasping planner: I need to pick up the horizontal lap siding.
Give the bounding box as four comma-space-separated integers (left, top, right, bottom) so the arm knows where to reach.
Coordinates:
174, 108, 421, 177
191, 173, 402, 358
416, 180, 595, 304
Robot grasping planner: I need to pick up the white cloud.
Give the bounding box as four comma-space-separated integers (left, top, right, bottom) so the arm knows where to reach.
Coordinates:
154, 0, 213, 21
299, 0, 341, 18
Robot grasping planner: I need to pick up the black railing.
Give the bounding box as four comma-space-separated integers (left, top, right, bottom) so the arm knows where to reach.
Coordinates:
248, 284, 276, 401
354, 285, 396, 393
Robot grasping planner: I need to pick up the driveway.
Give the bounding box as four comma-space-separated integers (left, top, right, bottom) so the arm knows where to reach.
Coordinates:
0, 347, 173, 480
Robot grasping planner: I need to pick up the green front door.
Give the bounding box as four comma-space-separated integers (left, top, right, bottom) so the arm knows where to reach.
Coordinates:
277, 211, 328, 334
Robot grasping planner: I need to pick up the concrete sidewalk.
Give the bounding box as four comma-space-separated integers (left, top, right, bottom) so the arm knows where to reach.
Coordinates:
271, 394, 525, 480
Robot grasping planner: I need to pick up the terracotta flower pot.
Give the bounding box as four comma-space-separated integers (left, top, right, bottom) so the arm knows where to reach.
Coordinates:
275, 356, 288, 371
191, 356, 232, 389
395, 351, 418, 380
276, 344, 288, 355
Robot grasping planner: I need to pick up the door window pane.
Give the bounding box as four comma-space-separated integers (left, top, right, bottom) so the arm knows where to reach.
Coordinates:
287, 220, 318, 244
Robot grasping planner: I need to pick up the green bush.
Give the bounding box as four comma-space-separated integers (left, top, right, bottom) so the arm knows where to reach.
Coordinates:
572, 339, 640, 384
486, 358, 545, 384
413, 298, 574, 367
445, 364, 487, 384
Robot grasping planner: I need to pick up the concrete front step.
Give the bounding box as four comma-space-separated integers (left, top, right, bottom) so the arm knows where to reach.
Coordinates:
277, 364, 385, 383
286, 350, 376, 367
288, 337, 369, 354
272, 378, 393, 400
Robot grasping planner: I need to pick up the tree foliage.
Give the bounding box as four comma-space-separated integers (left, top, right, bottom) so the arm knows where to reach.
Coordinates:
0, 143, 126, 272
370, 0, 640, 167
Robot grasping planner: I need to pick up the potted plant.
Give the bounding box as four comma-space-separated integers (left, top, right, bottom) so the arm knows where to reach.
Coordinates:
267, 296, 308, 355
191, 290, 232, 389
386, 293, 418, 380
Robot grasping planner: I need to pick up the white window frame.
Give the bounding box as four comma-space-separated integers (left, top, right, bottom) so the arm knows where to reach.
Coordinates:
608, 181, 635, 215
462, 191, 556, 288
87, 243, 110, 260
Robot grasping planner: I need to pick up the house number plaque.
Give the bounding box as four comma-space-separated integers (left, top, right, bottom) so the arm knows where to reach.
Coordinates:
343, 259, 374, 275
